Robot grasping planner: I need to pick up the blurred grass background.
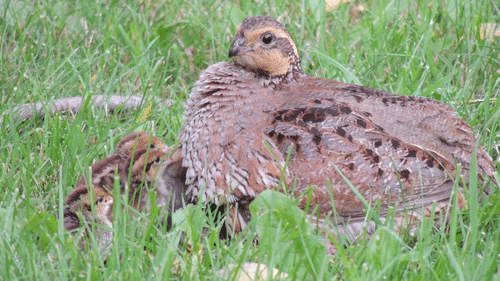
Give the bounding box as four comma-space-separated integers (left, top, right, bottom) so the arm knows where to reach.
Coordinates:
1, 0, 499, 279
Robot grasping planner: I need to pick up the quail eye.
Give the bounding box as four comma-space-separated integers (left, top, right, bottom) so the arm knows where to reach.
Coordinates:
154, 157, 161, 163
97, 197, 104, 204
261, 32, 273, 44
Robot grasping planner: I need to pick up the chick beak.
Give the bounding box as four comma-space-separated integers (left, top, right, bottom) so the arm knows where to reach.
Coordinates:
228, 34, 253, 58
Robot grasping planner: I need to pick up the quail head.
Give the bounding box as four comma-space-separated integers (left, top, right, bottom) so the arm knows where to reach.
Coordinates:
122, 147, 170, 212
176, 15, 496, 248
63, 185, 114, 253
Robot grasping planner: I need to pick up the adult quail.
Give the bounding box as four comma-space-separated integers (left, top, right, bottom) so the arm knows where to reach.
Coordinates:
176, 16, 496, 244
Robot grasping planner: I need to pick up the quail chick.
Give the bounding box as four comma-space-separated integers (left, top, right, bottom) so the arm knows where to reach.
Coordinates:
115, 132, 169, 158
63, 185, 114, 253
63, 148, 173, 254
77, 145, 183, 216
76, 132, 168, 189
123, 147, 172, 212
77, 147, 170, 211
176, 16, 496, 246
158, 147, 188, 217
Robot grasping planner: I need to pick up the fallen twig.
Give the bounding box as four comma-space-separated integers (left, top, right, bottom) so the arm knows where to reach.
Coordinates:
1, 95, 174, 123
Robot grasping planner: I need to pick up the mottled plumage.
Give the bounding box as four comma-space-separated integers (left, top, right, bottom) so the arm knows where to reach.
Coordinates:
176, 16, 496, 246
120, 148, 170, 211
63, 185, 114, 252
115, 132, 169, 159
64, 134, 173, 254
76, 132, 168, 189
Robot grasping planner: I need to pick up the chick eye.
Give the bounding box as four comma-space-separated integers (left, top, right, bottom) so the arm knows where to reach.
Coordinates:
154, 157, 161, 163
96, 197, 104, 204
261, 32, 273, 44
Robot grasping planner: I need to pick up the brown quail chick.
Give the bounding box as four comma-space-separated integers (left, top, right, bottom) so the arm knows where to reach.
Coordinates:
115, 132, 169, 158
83, 145, 184, 216
64, 148, 174, 254
120, 147, 190, 233
159, 148, 188, 217
63, 185, 114, 253
123, 147, 174, 213
76, 132, 168, 189
176, 16, 496, 249
76, 147, 171, 212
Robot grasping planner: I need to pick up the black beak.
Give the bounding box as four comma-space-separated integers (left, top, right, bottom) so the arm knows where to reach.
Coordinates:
228, 34, 251, 58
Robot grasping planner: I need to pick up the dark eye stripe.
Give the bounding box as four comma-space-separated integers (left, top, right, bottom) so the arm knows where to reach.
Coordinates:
144, 159, 155, 172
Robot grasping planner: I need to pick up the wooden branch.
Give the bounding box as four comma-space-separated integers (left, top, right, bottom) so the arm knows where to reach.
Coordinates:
1, 95, 174, 123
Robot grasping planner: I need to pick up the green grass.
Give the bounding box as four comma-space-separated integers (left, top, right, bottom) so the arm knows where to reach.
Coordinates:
1, 0, 499, 279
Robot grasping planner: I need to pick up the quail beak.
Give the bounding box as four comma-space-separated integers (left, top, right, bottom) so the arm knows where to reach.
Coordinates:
229, 34, 260, 72
228, 34, 253, 58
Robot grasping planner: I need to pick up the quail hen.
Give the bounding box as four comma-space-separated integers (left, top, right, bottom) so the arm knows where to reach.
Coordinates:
176, 16, 496, 245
